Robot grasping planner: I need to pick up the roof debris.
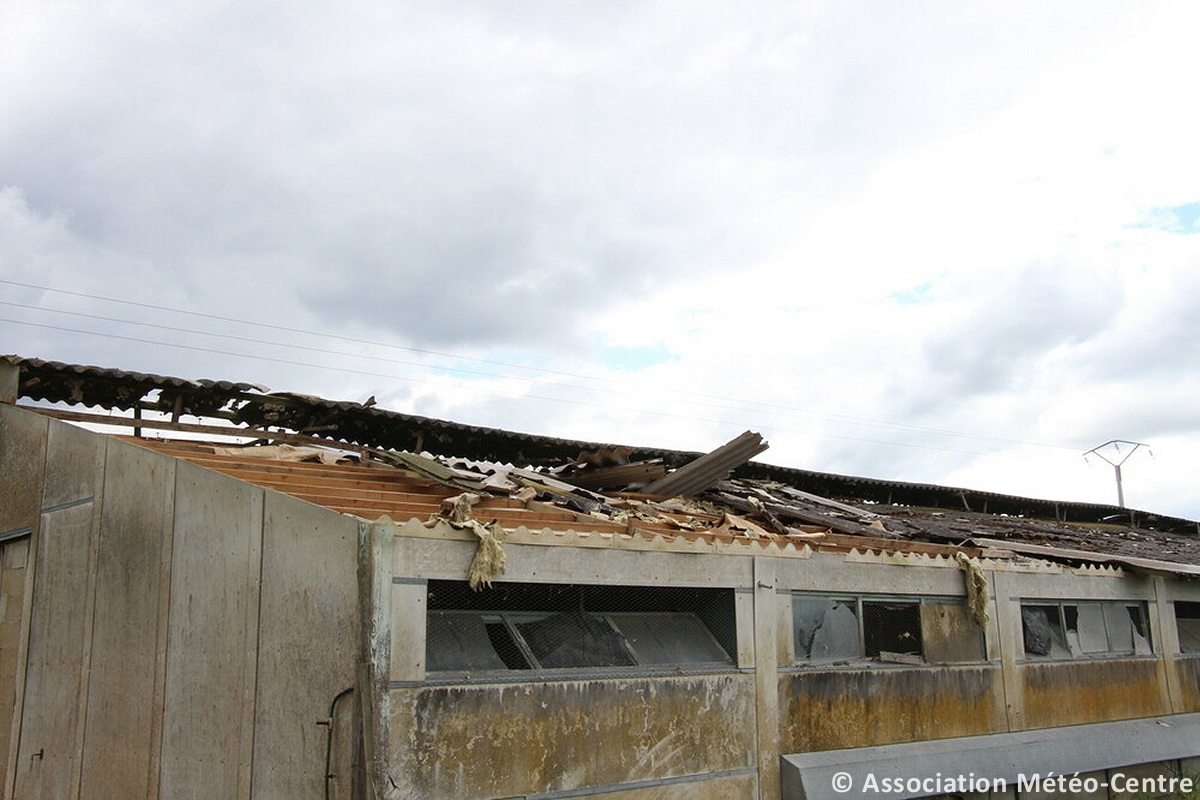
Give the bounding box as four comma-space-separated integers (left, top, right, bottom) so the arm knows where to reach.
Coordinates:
8, 354, 1200, 579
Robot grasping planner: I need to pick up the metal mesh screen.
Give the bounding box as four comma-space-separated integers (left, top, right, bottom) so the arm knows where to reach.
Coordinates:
425, 580, 736, 676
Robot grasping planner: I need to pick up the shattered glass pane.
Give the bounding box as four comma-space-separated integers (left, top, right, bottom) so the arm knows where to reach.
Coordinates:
607, 613, 731, 665
1063, 605, 1082, 655
794, 596, 861, 662
1076, 603, 1109, 653
1128, 605, 1152, 655
517, 610, 636, 668
1022, 605, 1068, 657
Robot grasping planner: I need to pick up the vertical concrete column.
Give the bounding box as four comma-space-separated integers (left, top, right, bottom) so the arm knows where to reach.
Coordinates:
990, 569, 1026, 731
359, 521, 395, 799
1152, 577, 1183, 713
753, 557, 780, 800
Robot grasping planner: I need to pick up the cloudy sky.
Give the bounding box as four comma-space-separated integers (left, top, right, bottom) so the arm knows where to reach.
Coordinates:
3, 1, 1200, 517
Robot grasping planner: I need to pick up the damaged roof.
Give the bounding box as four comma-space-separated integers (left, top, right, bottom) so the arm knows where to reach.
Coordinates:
6, 353, 1199, 573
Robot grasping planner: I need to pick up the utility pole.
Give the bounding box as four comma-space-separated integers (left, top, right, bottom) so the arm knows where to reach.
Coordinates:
1083, 440, 1151, 508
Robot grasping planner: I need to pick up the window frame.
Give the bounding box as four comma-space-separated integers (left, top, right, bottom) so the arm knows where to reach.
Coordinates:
424, 582, 738, 678
791, 591, 984, 666
1174, 601, 1200, 655
1019, 598, 1153, 661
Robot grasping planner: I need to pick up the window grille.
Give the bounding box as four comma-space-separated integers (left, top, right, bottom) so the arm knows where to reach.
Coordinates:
425, 580, 735, 675
1020, 600, 1152, 659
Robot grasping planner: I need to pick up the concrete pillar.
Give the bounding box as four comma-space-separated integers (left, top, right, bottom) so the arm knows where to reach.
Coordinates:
754, 557, 781, 800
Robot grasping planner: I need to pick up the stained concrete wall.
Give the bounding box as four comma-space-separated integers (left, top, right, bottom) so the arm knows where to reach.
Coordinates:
0, 404, 360, 799
389, 676, 756, 800
379, 524, 1199, 800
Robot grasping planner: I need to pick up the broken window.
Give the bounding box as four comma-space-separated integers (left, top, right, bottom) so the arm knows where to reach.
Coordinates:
794, 596, 860, 662
1021, 605, 1068, 657
425, 580, 735, 674
1174, 602, 1200, 654
1022, 600, 1153, 659
863, 600, 923, 659
793, 593, 982, 665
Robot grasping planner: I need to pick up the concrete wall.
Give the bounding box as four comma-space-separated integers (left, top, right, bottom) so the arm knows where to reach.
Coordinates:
377, 523, 1199, 800
0, 404, 360, 799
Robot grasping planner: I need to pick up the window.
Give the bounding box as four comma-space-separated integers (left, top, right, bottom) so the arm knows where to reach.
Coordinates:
1020, 600, 1152, 659
425, 580, 735, 674
1176, 601, 1200, 654
792, 593, 985, 665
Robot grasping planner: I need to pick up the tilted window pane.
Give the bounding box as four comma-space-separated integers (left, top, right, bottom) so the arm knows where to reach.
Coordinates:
607, 613, 731, 665
517, 610, 636, 668
794, 597, 861, 662
426, 612, 512, 672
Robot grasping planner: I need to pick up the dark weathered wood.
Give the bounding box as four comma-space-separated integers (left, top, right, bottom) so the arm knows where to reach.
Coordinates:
713, 491, 895, 538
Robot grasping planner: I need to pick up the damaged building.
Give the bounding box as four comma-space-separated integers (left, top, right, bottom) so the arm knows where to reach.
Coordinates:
0, 353, 1197, 800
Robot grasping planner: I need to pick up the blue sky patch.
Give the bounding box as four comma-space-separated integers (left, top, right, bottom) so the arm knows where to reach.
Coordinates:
596, 342, 675, 372
1132, 202, 1200, 234
888, 282, 934, 306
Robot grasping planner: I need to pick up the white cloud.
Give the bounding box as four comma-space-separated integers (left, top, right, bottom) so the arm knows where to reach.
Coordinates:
3, 0, 1200, 518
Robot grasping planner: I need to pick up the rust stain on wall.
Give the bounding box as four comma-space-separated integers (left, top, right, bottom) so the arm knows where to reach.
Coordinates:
1176, 658, 1200, 712
778, 666, 1006, 753
389, 675, 755, 800
1022, 659, 1166, 728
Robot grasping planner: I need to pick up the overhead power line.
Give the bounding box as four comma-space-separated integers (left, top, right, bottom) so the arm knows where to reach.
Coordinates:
0, 278, 1081, 452
1, 315, 1068, 461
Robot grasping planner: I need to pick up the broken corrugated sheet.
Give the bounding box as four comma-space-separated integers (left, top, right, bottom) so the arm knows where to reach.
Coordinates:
642, 431, 769, 496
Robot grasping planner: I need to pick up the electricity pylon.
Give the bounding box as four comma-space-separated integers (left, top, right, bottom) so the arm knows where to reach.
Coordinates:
1083, 440, 1151, 508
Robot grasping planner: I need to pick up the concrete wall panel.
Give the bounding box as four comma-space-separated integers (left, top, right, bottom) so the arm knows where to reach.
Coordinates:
1175, 658, 1200, 713
12, 418, 104, 800
1021, 659, 1166, 729
779, 665, 1007, 754
251, 491, 359, 800
0, 541, 29, 793
79, 440, 176, 800
159, 461, 263, 800
388, 675, 756, 800
0, 405, 46, 535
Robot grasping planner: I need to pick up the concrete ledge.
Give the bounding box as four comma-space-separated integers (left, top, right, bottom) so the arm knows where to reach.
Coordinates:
781, 713, 1200, 800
